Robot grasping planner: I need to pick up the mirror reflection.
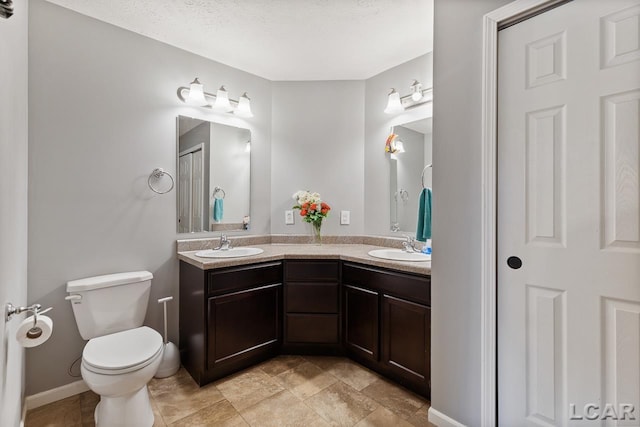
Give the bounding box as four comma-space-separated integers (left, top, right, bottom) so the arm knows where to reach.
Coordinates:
389, 118, 432, 236
177, 116, 251, 233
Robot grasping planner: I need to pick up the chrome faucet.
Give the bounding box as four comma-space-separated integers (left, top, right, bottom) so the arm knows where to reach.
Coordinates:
402, 235, 422, 253
215, 234, 232, 251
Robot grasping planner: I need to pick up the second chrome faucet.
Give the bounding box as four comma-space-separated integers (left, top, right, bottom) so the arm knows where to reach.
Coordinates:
215, 234, 232, 251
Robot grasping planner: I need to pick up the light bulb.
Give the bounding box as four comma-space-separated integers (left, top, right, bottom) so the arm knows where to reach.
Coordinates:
212, 85, 233, 112
186, 77, 207, 106
234, 92, 254, 118
411, 80, 423, 102
384, 89, 404, 114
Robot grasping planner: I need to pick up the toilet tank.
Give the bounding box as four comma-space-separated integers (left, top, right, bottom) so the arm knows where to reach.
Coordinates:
66, 271, 153, 340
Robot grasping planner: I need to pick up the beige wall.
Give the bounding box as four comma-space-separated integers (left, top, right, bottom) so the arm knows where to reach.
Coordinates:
270, 81, 365, 236
0, 0, 29, 424
430, 0, 511, 425
26, 0, 272, 395
363, 54, 433, 236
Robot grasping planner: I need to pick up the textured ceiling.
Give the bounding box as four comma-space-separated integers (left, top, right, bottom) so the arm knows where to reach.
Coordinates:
44, 0, 433, 81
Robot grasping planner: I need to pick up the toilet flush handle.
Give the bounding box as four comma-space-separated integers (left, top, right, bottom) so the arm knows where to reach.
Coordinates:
65, 295, 82, 302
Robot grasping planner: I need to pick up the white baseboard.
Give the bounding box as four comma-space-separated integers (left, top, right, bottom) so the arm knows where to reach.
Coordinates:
25, 379, 89, 411
428, 407, 467, 427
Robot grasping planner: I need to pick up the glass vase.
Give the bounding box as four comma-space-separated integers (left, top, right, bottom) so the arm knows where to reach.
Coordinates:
312, 220, 322, 245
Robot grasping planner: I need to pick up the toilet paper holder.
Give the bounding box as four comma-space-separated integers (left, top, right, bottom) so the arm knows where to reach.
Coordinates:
5, 303, 52, 323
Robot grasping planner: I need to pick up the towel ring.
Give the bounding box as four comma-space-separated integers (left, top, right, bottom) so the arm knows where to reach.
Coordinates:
148, 168, 174, 194
394, 189, 409, 202
213, 186, 226, 199
421, 164, 432, 188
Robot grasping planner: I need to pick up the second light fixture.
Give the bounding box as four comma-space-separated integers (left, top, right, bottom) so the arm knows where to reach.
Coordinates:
177, 77, 254, 118
384, 79, 432, 114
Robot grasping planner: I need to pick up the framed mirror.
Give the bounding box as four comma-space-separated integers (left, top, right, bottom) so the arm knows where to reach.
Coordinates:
177, 116, 251, 233
389, 117, 432, 234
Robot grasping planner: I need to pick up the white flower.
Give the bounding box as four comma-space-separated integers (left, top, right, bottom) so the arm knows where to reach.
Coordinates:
293, 190, 322, 206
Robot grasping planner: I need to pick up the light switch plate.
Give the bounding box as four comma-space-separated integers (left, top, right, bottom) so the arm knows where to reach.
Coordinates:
285, 210, 295, 225
340, 210, 350, 225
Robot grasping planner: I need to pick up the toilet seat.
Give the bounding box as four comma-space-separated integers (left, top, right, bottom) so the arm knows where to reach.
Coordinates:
83, 326, 163, 375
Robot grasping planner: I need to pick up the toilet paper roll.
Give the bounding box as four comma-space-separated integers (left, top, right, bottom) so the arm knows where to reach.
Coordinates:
16, 315, 53, 348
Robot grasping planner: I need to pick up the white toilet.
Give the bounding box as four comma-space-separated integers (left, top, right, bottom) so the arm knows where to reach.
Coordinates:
66, 271, 164, 427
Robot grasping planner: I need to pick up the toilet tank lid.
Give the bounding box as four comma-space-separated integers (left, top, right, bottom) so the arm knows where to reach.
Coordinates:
67, 271, 153, 293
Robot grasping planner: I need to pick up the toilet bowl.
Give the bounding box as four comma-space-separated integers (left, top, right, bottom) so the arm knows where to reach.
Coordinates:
81, 326, 164, 427
66, 271, 164, 427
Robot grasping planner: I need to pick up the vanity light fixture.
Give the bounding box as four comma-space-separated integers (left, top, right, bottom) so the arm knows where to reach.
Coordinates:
385, 132, 405, 155
177, 78, 254, 118
235, 93, 253, 118
411, 80, 423, 101
212, 86, 232, 112
384, 89, 404, 114
384, 80, 433, 114
186, 78, 207, 106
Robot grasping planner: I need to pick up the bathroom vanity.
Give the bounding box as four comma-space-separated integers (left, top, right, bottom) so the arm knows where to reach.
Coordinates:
178, 244, 431, 398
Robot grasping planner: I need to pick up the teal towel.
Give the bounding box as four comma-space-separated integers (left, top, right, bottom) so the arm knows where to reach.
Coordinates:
416, 188, 432, 242
213, 198, 224, 222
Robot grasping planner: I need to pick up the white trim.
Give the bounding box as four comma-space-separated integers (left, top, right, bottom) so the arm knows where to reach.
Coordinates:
24, 379, 89, 411
428, 407, 467, 427
480, 10, 499, 427
480, 1, 564, 426
178, 141, 205, 158
20, 400, 27, 427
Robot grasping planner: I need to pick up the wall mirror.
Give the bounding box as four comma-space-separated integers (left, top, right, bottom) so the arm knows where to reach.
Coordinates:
177, 116, 251, 233
389, 117, 432, 234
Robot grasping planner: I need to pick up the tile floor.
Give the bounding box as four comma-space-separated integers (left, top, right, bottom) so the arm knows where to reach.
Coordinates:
26, 355, 434, 427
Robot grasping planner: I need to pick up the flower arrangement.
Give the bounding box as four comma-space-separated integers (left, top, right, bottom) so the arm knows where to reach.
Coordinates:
292, 190, 331, 243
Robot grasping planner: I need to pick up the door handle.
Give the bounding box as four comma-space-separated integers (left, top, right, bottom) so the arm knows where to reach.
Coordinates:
507, 256, 522, 269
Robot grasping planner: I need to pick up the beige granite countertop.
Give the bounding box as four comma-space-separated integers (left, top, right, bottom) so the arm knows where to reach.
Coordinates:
177, 243, 431, 276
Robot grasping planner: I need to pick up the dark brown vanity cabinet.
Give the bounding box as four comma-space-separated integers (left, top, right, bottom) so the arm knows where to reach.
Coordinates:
283, 260, 341, 352
179, 261, 283, 386
342, 262, 430, 397
179, 257, 430, 397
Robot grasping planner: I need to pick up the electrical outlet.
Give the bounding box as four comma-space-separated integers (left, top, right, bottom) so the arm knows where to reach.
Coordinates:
340, 210, 350, 225
285, 210, 295, 225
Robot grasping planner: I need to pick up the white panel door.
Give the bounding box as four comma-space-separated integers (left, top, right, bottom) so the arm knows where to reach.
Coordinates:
178, 153, 192, 233
191, 148, 204, 232
498, 1, 640, 426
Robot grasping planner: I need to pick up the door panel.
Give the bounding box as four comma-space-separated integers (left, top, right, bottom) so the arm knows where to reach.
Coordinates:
343, 285, 379, 362
178, 153, 192, 233
208, 284, 281, 369
498, 1, 640, 425
381, 295, 430, 389
191, 148, 204, 232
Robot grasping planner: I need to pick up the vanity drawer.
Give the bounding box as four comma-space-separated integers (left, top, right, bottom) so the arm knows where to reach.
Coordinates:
286, 282, 338, 313
342, 262, 430, 306
285, 314, 339, 344
285, 260, 339, 282
208, 262, 283, 296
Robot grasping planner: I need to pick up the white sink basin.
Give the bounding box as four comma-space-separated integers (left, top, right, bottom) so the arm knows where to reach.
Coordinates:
368, 248, 431, 262
195, 247, 264, 258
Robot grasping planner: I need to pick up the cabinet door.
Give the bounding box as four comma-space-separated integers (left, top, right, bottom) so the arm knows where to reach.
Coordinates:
208, 283, 281, 370
381, 294, 430, 391
343, 285, 379, 362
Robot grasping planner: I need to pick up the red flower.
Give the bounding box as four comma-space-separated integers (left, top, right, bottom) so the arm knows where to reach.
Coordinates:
321, 208, 328, 215
321, 202, 330, 210
302, 202, 310, 209
310, 203, 317, 211
300, 209, 307, 216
